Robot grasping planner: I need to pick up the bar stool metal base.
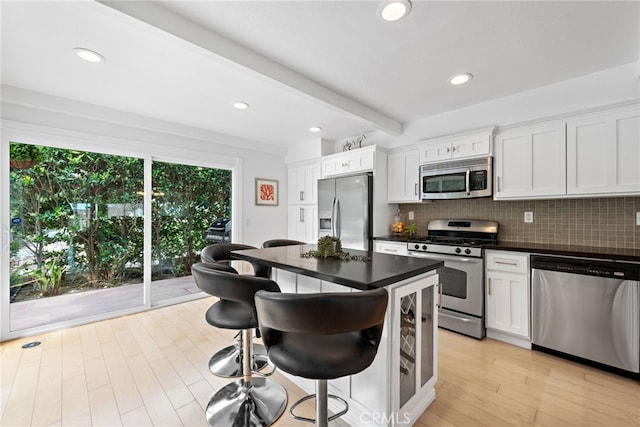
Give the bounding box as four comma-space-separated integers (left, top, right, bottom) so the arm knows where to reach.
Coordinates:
290, 380, 348, 426
209, 343, 268, 378
205, 378, 287, 427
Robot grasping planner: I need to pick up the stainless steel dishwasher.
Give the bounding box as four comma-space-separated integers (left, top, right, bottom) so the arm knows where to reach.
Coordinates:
531, 255, 640, 377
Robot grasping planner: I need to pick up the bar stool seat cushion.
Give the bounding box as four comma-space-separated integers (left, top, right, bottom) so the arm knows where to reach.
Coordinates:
205, 301, 255, 331
268, 331, 378, 380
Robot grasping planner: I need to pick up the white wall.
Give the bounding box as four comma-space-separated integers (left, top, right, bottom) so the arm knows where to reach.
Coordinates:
392, 62, 640, 148
0, 85, 288, 248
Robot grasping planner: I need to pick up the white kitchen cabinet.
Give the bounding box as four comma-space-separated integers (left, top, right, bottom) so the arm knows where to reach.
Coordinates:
287, 205, 317, 243
387, 148, 420, 203
566, 103, 640, 196
485, 251, 530, 344
374, 240, 409, 256
418, 127, 494, 164
321, 145, 376, 178
287, 162, 321, 204
494, 120, 566, 200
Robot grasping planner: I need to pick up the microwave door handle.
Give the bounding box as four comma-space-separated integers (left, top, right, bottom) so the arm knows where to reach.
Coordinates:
466, 168, 471, 195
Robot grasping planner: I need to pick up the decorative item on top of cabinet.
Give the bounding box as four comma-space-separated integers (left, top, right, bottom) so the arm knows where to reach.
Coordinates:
418, 126, 495, 164
485, 250, 531, 348
342, 134, 366, 151
388, 147, 420, 203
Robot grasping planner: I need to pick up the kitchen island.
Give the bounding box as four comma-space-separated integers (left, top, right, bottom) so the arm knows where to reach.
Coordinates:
233, 244, 442, 427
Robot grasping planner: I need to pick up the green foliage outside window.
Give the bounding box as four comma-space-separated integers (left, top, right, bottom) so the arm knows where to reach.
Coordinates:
9, 142, 231, 301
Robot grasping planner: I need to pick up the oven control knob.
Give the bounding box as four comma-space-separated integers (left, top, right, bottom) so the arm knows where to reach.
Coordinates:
465, 248, 471, 255
422, 245, 428, 250
455, 247, 461, 254
414, 244, 420, 250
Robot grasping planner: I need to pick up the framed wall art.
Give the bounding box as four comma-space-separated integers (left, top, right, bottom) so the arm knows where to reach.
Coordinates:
255, 178, 279, 206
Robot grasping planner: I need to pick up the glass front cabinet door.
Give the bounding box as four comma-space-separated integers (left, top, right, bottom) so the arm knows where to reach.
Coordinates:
391, 276, 438, 423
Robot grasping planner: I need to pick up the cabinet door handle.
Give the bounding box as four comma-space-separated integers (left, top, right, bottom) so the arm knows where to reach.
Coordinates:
437, 283, 443, 308
414, 183, 418, 196
383, 248, 398, 253
495, 260, 518, 266
488, 278, 491, 295
446, 147, 450, 153
497, 176, 501, 192
300, 190, 304, 201
299, 207, 304, 222
452, 146, 456, 152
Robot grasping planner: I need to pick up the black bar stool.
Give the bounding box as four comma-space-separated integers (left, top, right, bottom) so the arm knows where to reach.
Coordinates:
255, 288, 388, 427
192, 262, 287, 426
199, 244, 270, 378
261, 239, 305, 248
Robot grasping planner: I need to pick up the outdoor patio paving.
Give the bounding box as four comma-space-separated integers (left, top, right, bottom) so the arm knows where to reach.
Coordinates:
9, 275, 203, 331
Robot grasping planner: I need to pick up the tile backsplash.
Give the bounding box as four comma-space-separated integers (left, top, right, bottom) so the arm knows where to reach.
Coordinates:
398, 196, 640, 249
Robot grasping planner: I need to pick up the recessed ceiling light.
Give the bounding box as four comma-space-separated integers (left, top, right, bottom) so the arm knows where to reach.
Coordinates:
233, 101, 249, 110
379, 0, 412, 22
72, 47, 105, 63
449, 73, 473, 85
309, 126, 322, 133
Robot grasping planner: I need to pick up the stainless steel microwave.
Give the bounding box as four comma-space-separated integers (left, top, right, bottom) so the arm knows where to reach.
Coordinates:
421, 157, 493, 200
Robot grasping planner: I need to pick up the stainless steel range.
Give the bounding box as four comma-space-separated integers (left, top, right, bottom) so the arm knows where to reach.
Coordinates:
407, 219, 498, 339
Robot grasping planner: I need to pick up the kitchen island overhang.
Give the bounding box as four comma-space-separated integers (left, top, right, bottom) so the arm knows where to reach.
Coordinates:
232, 245, 442, 427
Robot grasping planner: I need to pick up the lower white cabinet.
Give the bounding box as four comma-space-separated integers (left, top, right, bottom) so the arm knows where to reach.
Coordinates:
287, 205, 316, 243
374, 240, 409, 256
485, 251, 530, 342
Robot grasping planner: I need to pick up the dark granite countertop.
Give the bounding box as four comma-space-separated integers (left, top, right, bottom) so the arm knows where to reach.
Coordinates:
485, 242, 640, 263
374, 235, 640, 262
232, 244, 443, 290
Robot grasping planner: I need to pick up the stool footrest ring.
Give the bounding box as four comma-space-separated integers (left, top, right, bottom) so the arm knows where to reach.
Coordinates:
289, 393, 348, 424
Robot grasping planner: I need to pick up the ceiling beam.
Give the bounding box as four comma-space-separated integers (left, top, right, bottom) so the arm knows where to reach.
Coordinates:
98, 1, 402, 136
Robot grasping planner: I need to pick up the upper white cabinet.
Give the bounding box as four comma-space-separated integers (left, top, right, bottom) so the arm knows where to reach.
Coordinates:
287, 162, 320, 204
387, 147, 420, 203
287, 160, 320, 243
566, 104, 640, 196
418, 127, 494, 164
494, 120, 566, 200
321, 145, 375, 178
493, 102, 640, 200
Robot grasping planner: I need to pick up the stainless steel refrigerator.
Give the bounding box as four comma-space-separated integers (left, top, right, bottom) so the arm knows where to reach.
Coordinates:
318, 173, 373, 251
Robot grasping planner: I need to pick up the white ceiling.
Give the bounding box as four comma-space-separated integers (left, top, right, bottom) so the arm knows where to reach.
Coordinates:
2, 1, 639, 152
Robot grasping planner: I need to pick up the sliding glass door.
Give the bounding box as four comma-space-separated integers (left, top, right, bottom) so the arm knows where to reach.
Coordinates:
8, 142, 145, 330
6, 142, 233, 333
150, 160, 231, 305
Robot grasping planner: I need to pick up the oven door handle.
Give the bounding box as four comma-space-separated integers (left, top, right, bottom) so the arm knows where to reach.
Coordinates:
408, 251, 481, 263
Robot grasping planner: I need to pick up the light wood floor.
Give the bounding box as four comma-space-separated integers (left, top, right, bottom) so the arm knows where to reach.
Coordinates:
1, 297, 639, 427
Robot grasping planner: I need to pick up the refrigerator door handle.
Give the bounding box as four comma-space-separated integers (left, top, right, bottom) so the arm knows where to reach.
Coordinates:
336, 198, 341, 239
331, 197, 337, 237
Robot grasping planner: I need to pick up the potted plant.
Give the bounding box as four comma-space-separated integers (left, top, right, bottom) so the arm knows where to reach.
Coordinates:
9, 142, 41, 169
